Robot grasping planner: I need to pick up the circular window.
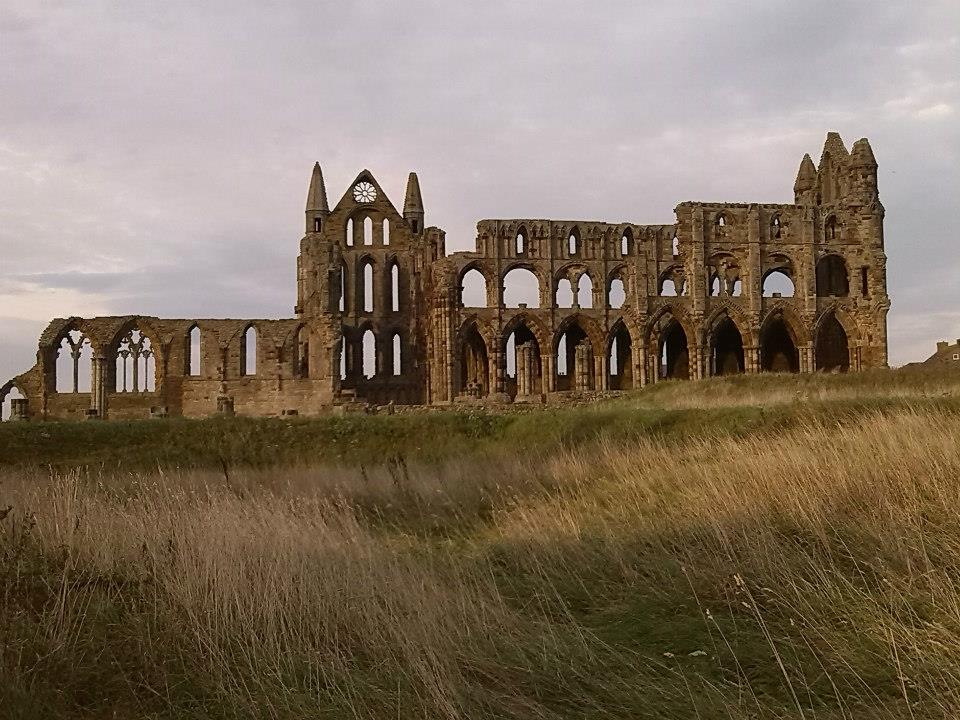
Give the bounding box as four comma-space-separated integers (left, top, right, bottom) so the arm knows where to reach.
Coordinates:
353, 181, 377, 203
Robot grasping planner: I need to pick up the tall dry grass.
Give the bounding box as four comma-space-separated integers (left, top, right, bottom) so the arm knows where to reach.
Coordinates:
4, 406, 960, 718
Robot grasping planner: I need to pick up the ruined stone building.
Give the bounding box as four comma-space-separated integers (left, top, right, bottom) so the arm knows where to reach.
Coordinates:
1, 131, 890, 421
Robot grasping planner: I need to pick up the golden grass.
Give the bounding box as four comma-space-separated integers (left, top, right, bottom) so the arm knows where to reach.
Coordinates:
5, 379, 960, 717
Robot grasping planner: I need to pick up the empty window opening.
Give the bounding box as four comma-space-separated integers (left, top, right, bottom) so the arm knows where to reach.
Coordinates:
410, 219, 419, 233
392, 333, 402, 376
459, 325, 489, 397
56, 330, 92, 393
504, 323, 542, 399
555, 278, 574, 308
187, 325, 201, 376
577, 274, 593, 308
658, 319, 689, 380
502, 268, 540, 308
314, 217, 322, 232
555, 322, 589, 392
391, 262, 400, 311
763, 270, 795, 297
672, 235, 680, 256
760, 317, 799, 373
1, 386, 25, 422
241, 326, 257, 376
383, 219, 390, 245
772, 215, 781, 239
710, 273, 721, 297
816, 255, 849, 297
568, 228, 579, 256
339, 263, 346, 312
363, 217, 373, 246
717, 214, 726, 227
516, 227, 527, 255
461, 268, 488, 308
339, 334, 347, 381
295, 325, 309, 379
346, 218, 354, 247
116, 329, 155, 392
825, 215, 838, 241
815, 314, 850, 372
710, 317, 744, 376
608, 278, 625, 309
363, 261, 374, 312
621, 229, 632, 257
362, 329, 376, 379
659, 278, 678, 297
731, 279, 742, 297
608, 323, 633, 390
860, 267, 869, 297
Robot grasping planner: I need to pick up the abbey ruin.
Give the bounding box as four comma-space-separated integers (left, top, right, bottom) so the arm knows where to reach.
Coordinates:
1, 131, 890, 421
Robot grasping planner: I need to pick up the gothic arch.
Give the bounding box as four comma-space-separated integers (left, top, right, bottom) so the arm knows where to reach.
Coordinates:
501, 312, 551, 354
760, 303, 810, 345
554, 312, 605, 358
702, 303, 752, 347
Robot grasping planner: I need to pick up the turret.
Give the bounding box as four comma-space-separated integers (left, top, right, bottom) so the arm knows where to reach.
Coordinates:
849, 138, 879, 203
305, 162, 330, 234
793, 153, 817, 204
403, 172, 424, 234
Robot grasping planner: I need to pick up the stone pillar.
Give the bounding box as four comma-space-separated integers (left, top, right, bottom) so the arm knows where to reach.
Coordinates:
599, 351, 609, 391
801, 344, 814, 373
574, 343, 592, 392
746, 346, 760, 373
638, 346, 648, 387
492, 344, 505, 396
545, 352, 556, 393
90, 353, 107, 419
515, 343, 535, 401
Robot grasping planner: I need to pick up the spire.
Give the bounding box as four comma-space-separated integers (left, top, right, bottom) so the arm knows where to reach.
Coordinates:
305, 162, 329, 233
794, 153, 817, 192
403, 172, 424, 233
850, 138, 877, 168
306, 162, 329, 214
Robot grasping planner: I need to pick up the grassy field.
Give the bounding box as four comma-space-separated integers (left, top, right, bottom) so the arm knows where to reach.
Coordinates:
3, 367, 960, 718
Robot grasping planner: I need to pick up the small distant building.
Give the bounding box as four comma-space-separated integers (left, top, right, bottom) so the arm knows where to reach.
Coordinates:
916, 340, 960, 368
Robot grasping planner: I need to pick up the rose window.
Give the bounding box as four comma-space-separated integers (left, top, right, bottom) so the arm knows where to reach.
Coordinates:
353, 181, 377, 203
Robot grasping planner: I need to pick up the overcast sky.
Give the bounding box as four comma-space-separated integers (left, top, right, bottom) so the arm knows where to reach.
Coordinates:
1, 0, 958, 382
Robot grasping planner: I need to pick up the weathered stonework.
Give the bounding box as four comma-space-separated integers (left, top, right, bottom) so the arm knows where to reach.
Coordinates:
2, 131, 890, 420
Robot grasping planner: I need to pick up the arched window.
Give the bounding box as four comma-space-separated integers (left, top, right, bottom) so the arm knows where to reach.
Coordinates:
772, 215, 782, 239
383, 218, 390, 245
568, 228, 579, 256
339, 262, 346, 312
346, 218, 354, 247
461, 268, 488, 308
608, 277, 625, 309
577, 274, 593, 308
816, 255, 849, 297
295, 325, 309, 379
115, 328, 155, 392
362, 329, 376, 379
825, 215, 838, 241
392, 333, 402, 376
710, 273, 721, 297
363, 216, 373, 246
503, 268, 540, 308
339, 334, 347, 381
555, 278, 574, 308
241, 326, 257, 376
313, 217, 322, 233
659, 278, 678, 297
672, 235, 680, 256
763, 271, 795, 297
717, 214, 726, 227
391, 262, 400, 312
56, 330, 92, 393
731, 279, 742, 297
621, 229, 632, 257
1, 386, 25, 422
187, 325, 201, 376
516, 226, 527, 255
362, 261, 374, 312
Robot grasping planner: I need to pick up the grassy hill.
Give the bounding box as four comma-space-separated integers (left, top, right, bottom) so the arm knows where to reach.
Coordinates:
3, 367, 960, 718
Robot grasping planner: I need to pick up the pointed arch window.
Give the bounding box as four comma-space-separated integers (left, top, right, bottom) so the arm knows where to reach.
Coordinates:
391, 262, 400, 312
186, 325, 201, 376
241, 325, 258, 376
383, 218, 390, 245
362, 260, 374, 313
346, 218, 354, 247
115, 328, 155, 392
392, 333, 402, 376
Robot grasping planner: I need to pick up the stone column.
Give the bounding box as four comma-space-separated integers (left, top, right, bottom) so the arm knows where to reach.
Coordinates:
746, 346, 760, 373
516, 343, 535, 401
638, 346, 648, 387
574, 343, 591, 392
10, 398, 28, 421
